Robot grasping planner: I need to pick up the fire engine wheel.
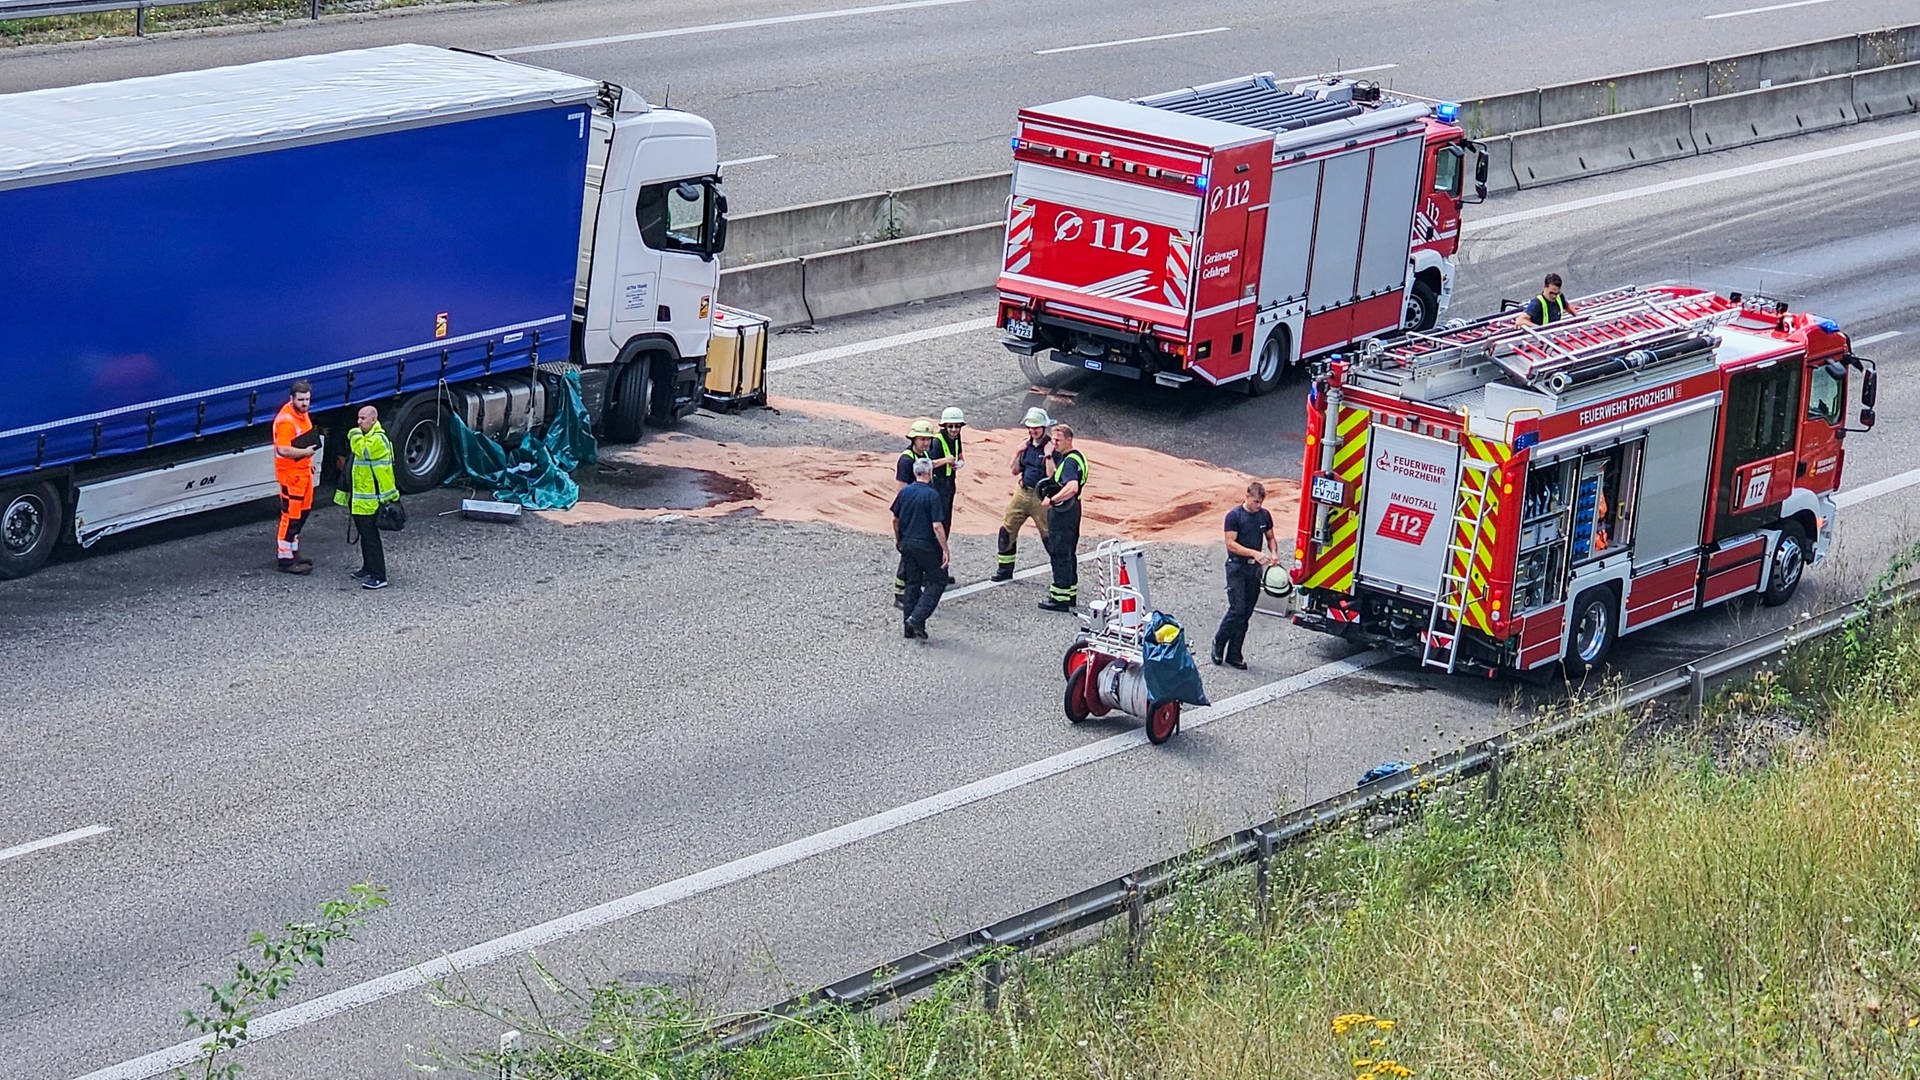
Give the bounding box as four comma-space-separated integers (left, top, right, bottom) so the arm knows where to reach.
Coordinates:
1063, 672, 1092, 724
1404, 282, 1440, 332
1762, 524, 1807, 607
1562, 587, 1617, 678
1247, 329, 1289, 396
1146, 700, 1180, 745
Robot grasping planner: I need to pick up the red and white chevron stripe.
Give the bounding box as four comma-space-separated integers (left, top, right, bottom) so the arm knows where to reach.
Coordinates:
1163, 231, 1192, 309
1005, 197, 1034, 274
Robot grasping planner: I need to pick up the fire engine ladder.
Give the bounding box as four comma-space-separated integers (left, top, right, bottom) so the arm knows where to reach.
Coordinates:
1496, 290, 1733, 390
1422, 458, 1497, 673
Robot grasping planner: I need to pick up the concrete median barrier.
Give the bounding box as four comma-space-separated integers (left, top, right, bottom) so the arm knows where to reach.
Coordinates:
889, 172, 1010, 237
797, 223, 1003, 324
1859, 24, 1920, 68
1691, 73, 1857, 153
1509, 103, 1697, 188
721, 192, 891, 268
1852, 59, 1920, 118
1710, 33, 1860, 95
1537, 63, 1708, 127
719, 258, 810, 327
1476, 135, 1519, 195
1461, 89, 1539, 137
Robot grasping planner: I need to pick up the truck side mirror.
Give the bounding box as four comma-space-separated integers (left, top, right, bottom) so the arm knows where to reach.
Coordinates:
1860, 406, 1876, 429
708, 185, 729, 257
1472, 147, 1490, 203
1861, 368, 1878, 408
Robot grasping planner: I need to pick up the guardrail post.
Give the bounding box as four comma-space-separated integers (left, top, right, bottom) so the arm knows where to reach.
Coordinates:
1485, 741, 1503, 806
134, 1, 144, 35
498, 1029, 521, 1080
310, 0, 319, 18
1686, 664, 1705, 724
1253, 828, 1276, 928
982, 958, 1006, 1013
1125, 878, 1146, 968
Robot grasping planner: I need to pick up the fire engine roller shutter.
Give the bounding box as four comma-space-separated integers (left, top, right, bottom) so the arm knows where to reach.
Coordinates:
1306, 150, 1369, 312
1011, 163, 1201, 231
1354, 136, 1423, 300
1259, 162, 1317, 305
1357, 424, 1461, 600
1632, 405, 1719, 564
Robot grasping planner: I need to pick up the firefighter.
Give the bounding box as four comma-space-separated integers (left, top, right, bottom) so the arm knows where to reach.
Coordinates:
1038, 423, 1087, 612
890, 456, 950, 640
931, 406, 965, 526
894, 418, 939, 608
1212, 481, 1278, 669
333, 404, 400, 590
271, 379, 320, 574
993, 407, 1052, 582
1518, 272, 1578, 328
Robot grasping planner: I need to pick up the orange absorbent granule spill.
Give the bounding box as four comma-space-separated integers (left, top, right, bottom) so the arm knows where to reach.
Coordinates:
546, 396, 1295, 547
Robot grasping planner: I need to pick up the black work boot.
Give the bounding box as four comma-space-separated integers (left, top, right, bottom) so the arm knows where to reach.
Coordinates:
990, 565, 1014, 582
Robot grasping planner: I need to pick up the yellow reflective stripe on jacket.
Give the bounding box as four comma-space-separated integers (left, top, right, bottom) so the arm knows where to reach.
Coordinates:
337, 424, 399, 515
1053, 449, 1088, 491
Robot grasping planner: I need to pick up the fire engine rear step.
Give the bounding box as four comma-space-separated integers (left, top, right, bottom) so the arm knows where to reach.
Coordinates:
1422, 458, 1497, 673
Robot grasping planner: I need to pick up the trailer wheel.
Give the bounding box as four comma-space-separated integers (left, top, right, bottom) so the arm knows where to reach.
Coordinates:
1146, 700, 1180, 745
1247, 329, 1289, 396
0, 480, 63, 580
389, 393, 454, 494
603, 361, 651, 443
1761, 524, 1807, 607
1404, 282, 1440, 332
1063, 672, 1092, 724
1062, 637, 1093, 679
1562, 587, 1617, 679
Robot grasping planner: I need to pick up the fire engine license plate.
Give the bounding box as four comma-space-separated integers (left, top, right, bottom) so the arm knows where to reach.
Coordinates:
1311, 475, 1345, 505
1006, 318, 1034, 340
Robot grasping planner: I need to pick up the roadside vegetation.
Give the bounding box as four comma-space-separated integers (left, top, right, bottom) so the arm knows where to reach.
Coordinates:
0, 0, 455, 46
426, 587, 1920, 1077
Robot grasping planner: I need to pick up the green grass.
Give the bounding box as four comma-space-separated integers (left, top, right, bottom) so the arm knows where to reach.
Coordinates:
434, 608, 1920, 1079
0, 0, 457, 45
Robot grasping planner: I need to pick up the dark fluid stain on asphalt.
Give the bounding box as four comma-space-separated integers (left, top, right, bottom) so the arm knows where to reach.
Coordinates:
588, 463, 760, 510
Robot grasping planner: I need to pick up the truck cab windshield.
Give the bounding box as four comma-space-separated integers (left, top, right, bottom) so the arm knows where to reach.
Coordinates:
637, 178, 726, 258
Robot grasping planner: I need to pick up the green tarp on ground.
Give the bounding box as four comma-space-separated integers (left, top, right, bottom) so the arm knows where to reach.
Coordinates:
444, 370, 599, 510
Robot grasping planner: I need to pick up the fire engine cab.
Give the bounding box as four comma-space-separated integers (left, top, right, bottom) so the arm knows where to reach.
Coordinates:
1288, 284, 1878, 676
996, 74, 1487, 394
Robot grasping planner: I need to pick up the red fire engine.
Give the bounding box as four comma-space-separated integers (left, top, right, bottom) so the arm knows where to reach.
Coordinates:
996, 74, 1487, 393
1288, 284, 1879, 675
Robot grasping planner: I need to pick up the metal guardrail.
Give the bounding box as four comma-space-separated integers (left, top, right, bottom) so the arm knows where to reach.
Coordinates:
674, 576, 1920, 1052
0, 0, 324, 34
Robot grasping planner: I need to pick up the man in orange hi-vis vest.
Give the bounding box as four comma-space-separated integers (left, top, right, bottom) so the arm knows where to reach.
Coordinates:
272, 380, 321, 574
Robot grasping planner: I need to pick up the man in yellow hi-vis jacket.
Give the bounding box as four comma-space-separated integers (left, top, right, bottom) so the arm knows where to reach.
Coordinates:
334, 405, 401, 590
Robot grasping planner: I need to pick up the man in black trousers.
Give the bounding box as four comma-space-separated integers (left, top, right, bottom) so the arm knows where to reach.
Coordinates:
1213, 481, 1278, 669
890, 457, 951, 639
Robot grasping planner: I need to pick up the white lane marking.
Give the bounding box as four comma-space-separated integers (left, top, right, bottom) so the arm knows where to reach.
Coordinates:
1035, 27, 1230, 55
720, 154, 779, 168
0, 824, 110, 865
78, 650, 1390, 1080
1837, 468, 1920, 509
1853, 330, 1903, 347
1468, 128, 1920, 233
1704, 0, 1839, 18
945, 550, 1098, 600
496, 0, 983, 55
1269, 62, 1399, 84
768, 317, 995, 373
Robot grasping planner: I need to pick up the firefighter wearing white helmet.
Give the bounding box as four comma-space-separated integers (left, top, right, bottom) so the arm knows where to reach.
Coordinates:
894, 418, 940, 609
931, 406, 966, 526
992, 406, 1053, 582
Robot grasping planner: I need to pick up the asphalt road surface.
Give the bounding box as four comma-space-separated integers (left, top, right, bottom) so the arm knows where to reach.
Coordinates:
1, 0, 1917, 209
5, 92, 1920, 1077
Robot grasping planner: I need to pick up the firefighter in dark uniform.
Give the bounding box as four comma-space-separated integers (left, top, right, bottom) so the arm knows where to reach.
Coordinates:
890, 456, 951, 640
993, 407, 1053, 582
931, 406, 965, 526
1518, 272, 1578, 327
894, 418, 939, 609
1038, 423, 1087, 612
1212, 481, 1278, 669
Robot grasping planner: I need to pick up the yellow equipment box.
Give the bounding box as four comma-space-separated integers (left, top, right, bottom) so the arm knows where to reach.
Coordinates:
704, 304, 770, 412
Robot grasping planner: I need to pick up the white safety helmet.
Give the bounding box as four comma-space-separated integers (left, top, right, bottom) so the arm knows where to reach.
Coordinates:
1261, 564, 1295, 599
1022, 406, 1052, 429
940, 406, 966, 426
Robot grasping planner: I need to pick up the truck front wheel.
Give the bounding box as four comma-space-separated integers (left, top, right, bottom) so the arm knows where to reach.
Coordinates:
389, 393, 454, 494
1761, 524, 1807, 607
1404, 282, 1440, 332
1247, 329, 1289, 396
0, 480, 64, 580
603, 361, 652, 444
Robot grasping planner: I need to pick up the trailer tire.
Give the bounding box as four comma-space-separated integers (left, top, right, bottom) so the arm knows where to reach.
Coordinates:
1247, 328, 1289, 396
603, 361, 651, 444
1146, 700, 1180, 744
1404, 282, 1440, 332
1562, 586, 1617, 679
1063, 672, 1092, 724
1762, 523, 1807, 607
389, 393, 454, 495
0, 480, 63, 580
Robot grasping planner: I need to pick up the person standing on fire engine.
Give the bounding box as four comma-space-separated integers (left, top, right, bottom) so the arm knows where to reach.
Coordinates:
1039, 423, 1088, 613
272, 379, 320, 575
1212, 481, 1278, 669
894, 418, 940, 608
1519, 273, 1578, 327
993, 407, 1053, 582
931, 407, 965, 525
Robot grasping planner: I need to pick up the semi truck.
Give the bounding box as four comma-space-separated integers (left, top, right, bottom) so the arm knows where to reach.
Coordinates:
0, 43, 728, 579
1286, 285, 1878, 676
995, 73, 1487, 394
